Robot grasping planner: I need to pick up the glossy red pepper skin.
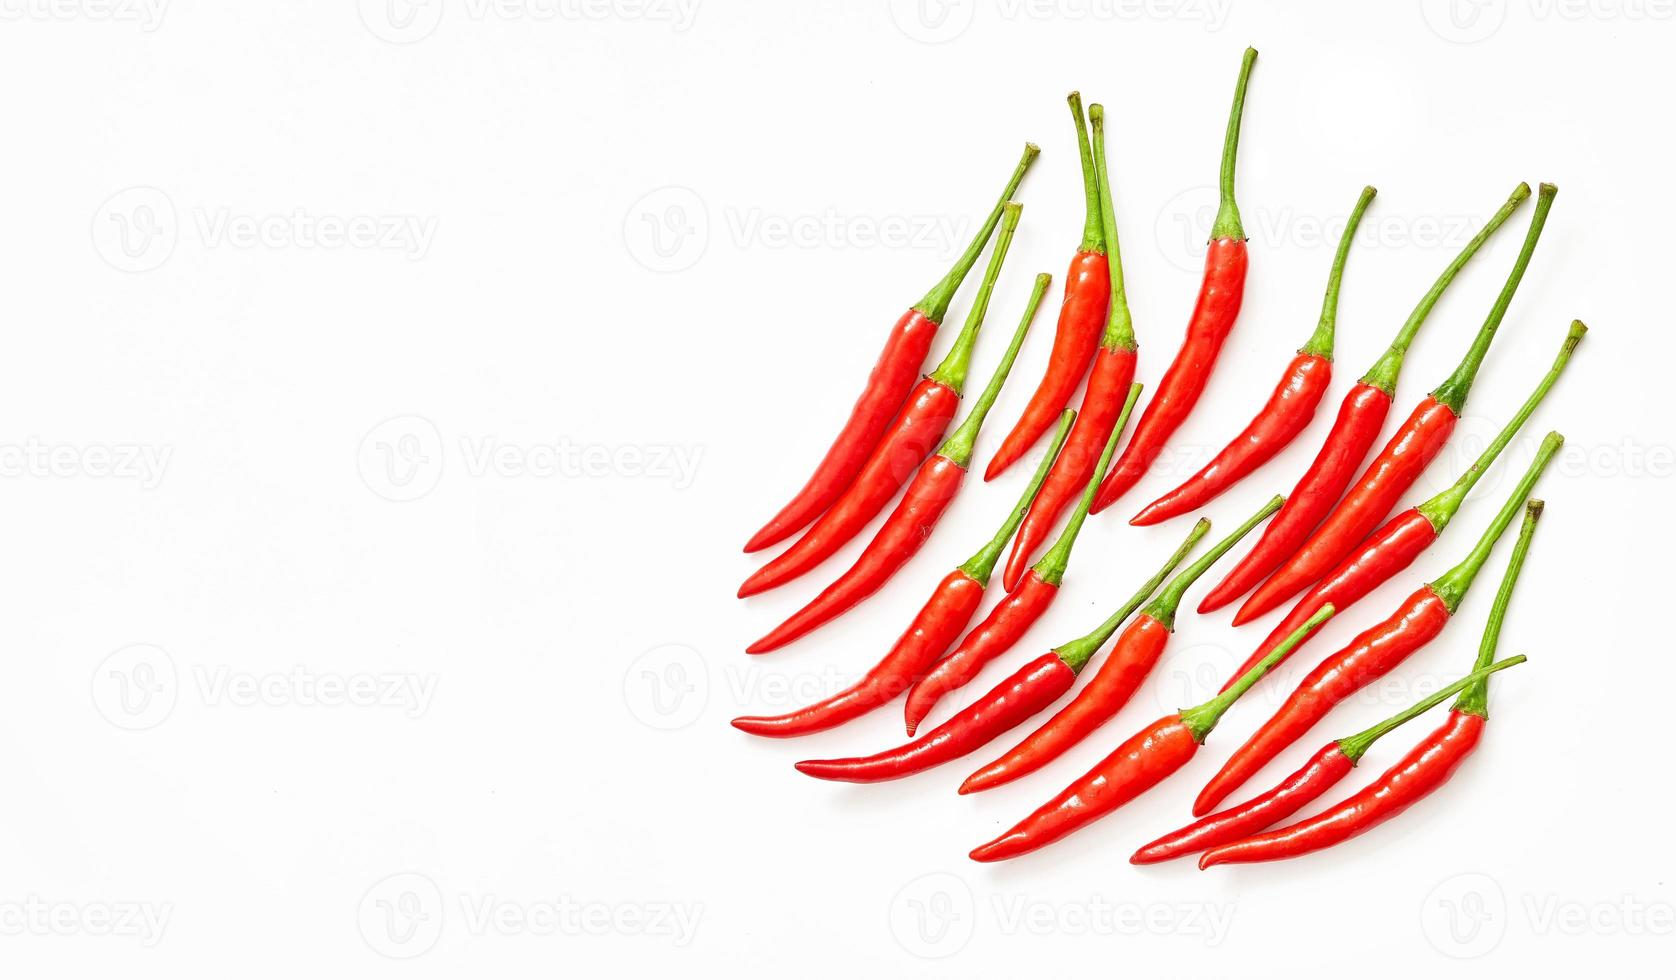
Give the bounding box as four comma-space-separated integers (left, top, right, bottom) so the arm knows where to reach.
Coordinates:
1131, 352, 1330, 526
985, 252, 1110, 481
1130, 742, 1353, 864
745, 310, 941, 553
1091, 238, 1248, 513
731, 569, 985, 737
1200, 711, 1484, 868
970, 715, 1198, 862
746, 455, 966, 653
960, 614, 1170, 793
1001, 345, 1137, 590
1234, 394, 1457, 623
1193, 587, 1451, 815
738, 377, 959, 597
902, 569, 1059, 736
1216, 508, 1437, 692
746, 146, 1039, 551
1198, 382, 1391, 613
794, 653, 1076, 783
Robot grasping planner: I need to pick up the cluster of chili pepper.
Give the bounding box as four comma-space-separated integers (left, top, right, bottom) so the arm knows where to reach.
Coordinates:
734, 47, 1584, 872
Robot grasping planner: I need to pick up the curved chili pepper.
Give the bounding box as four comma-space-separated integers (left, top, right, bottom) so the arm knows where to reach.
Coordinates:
1089, 48, 1256, 514
969, 606, 1335, 863
793, 521, 1206, 783
902, 384, 1142, 736
1213, 320, 1582, 691
746, 249, 1042, 653
731, 412, 1072, 737
985, 94, 1110, 481
1197, 182, 1534, 614
1200, 504, 1540, 868
1192, 489, 1545, 815
960, 495, 1282, 794
1131, 186, 1376, 527
1132, 655, 1526, 864
1000, 100, 1139, 591
1234, 183, 1557, 623
739, 207, 1028, 598
745, 145, 1039, 552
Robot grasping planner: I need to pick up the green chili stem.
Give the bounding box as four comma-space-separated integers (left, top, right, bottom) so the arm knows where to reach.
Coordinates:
1453, 499, 1543, 717
1416, 321, 1582, 529
1068, 92, 1104, 254
1337, 655, 1528, 762
1360, 183, 1531, 396
1143, 495, 1284, 630
1429, 485, 1543, 616
1431, 183, 1559, 414
1055, 519, 1209, 672
1034, 384, 1143, 586
1089, 104, 1135, 352
928, 202, 1022, 393
937, 219, 1034, 467
1299, 186, 1376, 359
1210, 47, 1257, 241
1181, 604, 1336, 743
961, 402, 1071, 584
914, 144, 1039, 322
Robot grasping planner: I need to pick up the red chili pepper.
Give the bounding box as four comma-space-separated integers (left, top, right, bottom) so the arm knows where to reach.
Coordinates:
739, 206, 1030, 598
1196, 183, 1534, 614
902, 384, 1142, 736
1089, 48, 1256, 514
960, 495, 1282, 794
1213, 320, 1582, 692
1000, 100, 1139, 591
745, 250, 1042, 653
731, 413, 1073, 737
793, 520, 1206, 783
1200, 502, 1540, 868
745, 145, 1039, 553
1233, 183, 1557, 623
1192, 486, 1545, 815
985, 94, 1110, 481
968, 606, 1336, 863
1131, 654, 1526, 864
1131, 186, 1376, 527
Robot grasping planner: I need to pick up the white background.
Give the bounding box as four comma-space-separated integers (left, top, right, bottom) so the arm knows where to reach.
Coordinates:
2, 1, 1670, 976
